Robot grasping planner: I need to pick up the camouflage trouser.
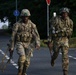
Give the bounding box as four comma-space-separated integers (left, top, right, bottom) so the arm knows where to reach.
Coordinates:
52, 37, 69, 71
16, 42, 33, 74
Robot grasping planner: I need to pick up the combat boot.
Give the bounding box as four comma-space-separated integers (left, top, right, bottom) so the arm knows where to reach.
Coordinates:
51, 58, 55, 67
63, 70, 68, 75
22, 73, 27, 75
22, 66, 27, 75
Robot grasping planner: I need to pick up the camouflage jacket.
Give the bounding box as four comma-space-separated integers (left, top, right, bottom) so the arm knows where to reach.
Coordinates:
10, 20, 40, 49
49, 16, 73, 41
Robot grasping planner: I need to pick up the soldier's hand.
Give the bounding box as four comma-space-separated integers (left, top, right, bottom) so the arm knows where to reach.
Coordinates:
36, 45, 40, 50
9, 48, 14, 52
47, 42, 53, 55
48, 42, 53, 50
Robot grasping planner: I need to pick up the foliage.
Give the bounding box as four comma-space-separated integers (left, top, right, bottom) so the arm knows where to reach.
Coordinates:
41, 38, 76, 48
2, 24, 8, 29
0, 0, 76, 38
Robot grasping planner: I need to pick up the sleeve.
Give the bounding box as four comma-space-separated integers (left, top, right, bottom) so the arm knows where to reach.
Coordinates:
10, 23, 19, 49
70, 19, 73, 32
32, 24, 40, 47
69, 19, 73, 36
66, 19, 73, 37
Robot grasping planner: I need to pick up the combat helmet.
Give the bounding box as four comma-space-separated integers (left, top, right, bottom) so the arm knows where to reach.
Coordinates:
60, 7, 70, 14
20, 9, 31, 16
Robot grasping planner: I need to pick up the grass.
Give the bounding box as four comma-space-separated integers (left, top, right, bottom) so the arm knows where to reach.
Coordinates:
0, 30, 76, 48
41, 37, 76, 48
69, 37, 76, 48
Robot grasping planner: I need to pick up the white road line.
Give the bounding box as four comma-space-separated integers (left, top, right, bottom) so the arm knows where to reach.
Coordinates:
0, 49, 18, 69
0, 49, 76, 70
60, 53, 76, 60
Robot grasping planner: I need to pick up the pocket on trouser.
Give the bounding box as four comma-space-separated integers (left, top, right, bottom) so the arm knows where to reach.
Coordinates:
62, 46, 69, 71
18, 55, 26, 63
24, 55, 31, 68
16, 43, 25, 56
61, 37, 69, 47
18, 55, 26, 70
24, 48, 32, 68
25, 60, 30, 68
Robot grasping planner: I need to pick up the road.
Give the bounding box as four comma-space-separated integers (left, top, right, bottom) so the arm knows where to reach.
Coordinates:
0, 36, 76, 75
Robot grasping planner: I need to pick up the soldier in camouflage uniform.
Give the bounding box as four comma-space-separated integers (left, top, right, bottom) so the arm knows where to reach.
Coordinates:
48, 7, 73, 75
9, 9, 40, 75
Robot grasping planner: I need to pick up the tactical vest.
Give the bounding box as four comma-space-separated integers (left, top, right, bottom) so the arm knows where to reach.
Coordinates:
52, 16, 72, 37
16, 21, 33, 42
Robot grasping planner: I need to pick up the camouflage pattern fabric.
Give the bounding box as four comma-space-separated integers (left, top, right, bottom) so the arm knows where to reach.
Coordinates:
10, 19, 40, 74
50, 16, 73, 38
11, 20, 40, 48
49, 16, 73, 71
52, 37, 69, 70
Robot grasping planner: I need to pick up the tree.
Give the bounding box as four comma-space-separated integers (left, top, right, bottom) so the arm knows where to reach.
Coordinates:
0, 0, 76, 38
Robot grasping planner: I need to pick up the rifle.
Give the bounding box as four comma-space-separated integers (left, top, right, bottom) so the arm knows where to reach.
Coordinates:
44, 12, 57, 56
0, 44, 13, 72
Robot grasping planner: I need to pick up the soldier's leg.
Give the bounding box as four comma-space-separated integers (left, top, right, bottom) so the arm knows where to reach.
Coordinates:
16, 43, 26, 75
22, 49, 31, 75
51, 42, 60, 67
18, 56, 26, 75
61, 46, 69, 75
22, 60, 30, 75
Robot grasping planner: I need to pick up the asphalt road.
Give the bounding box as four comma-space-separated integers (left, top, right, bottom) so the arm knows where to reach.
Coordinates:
0, 36, 76, 75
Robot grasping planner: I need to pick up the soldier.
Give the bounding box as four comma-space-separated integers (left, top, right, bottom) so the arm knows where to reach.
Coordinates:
9, 9, 40, 75
48, 7, 73, 75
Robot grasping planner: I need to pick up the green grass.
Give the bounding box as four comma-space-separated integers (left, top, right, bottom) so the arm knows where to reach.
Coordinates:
41, 37, 76, 48
40, 40, 47, 47
69, 37, 76, 48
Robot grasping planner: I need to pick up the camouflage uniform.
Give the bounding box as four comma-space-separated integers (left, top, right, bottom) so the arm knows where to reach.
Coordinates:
49, 8, 73, 75
10, 9, 40, 75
